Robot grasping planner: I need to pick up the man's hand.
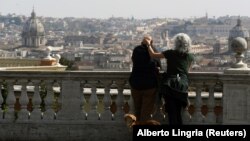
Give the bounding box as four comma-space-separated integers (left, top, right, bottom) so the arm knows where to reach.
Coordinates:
150, 40, 154, 46
143, 36, 152, 46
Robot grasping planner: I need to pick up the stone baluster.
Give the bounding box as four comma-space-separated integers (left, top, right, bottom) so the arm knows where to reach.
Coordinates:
192, 85, 204, 124
43, 80, 55, 120
30, 80, 42, 120
162, 99, 169, 124
152, 97, 166, 124
182, 83, 191, 125
4, 80, 16, 121
128, 91, 134, 114
55, 81, 61, 114
204, 84, 216, 124
0, 82, 3, 121
80, 81, 87, 120
87, 80, 99, 120
100, 80, 113, 121
114, 80, 125, 121
217, 95, 223, 124
17, 79, 29, 121
182, 103, 192, 124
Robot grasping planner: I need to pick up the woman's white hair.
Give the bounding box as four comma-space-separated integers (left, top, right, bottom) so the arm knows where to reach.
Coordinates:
173, 33, 192, 53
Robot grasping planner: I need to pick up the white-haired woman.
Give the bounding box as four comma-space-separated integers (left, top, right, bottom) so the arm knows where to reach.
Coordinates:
147, 33, 194, 125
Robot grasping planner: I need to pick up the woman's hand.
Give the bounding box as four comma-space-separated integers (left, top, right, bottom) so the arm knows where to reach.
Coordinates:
147, 44, 165, 58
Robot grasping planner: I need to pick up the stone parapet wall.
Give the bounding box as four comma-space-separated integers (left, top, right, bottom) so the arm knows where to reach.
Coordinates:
0, 71, 247, 140
0, 122, 131, 141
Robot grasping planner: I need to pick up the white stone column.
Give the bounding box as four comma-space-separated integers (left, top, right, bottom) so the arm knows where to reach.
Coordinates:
43, 80, 55, 120
80, 81, 87, 120
192, 86, 204, 124
86, 80, 99, 120
204, 84, 216, 124
4, 80, 16, 121
128, 91, 134, 114
30, 80, 42, 121
114, 80, 125, 121
17, 79, 29, 121
100, 80, 113, 121
152, 97, 166, 124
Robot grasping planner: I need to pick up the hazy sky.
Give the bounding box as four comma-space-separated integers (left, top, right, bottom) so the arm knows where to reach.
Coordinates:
0, 0, 250, 19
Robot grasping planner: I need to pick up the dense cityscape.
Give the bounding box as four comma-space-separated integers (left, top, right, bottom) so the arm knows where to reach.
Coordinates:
1, 10, 250, 71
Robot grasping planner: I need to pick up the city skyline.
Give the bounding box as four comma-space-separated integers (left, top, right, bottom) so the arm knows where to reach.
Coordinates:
0, 0, 250, 19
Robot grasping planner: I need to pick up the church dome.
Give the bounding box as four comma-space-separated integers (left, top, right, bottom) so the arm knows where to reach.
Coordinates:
22, 10, 45, 37
229, 18, 249, 39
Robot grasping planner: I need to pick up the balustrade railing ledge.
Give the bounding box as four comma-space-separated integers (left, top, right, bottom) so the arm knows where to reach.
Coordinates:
0, 70, 248, 141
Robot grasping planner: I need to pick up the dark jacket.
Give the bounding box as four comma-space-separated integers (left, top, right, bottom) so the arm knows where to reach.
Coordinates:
129, 44, 161, 90
160, 50, 194, 107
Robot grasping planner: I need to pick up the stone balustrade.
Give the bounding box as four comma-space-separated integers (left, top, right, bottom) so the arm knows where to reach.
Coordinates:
0, 71, 248, 141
